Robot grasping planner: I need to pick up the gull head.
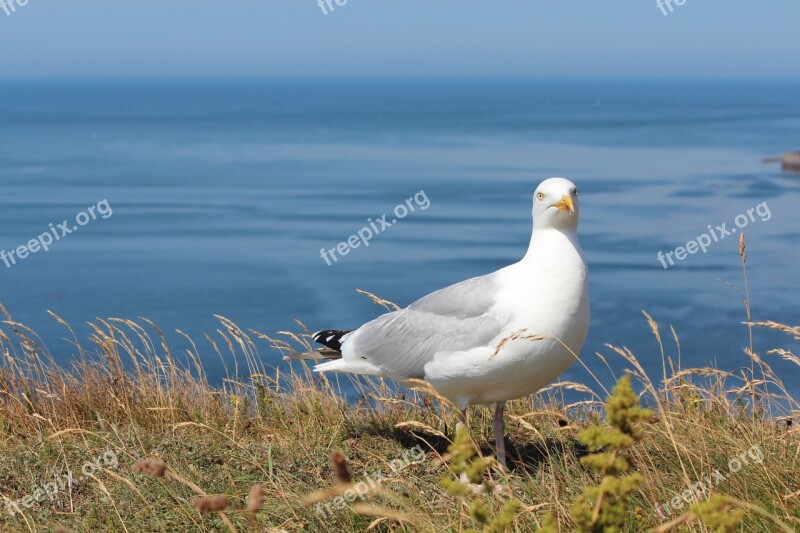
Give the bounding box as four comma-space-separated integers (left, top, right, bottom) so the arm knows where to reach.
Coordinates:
532, 177, 580, 230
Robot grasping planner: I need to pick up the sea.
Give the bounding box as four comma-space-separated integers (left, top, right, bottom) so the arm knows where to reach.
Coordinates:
1, 78, 798, 398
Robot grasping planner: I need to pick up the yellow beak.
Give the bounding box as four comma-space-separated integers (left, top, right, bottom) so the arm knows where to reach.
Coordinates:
551, 194, 575, 214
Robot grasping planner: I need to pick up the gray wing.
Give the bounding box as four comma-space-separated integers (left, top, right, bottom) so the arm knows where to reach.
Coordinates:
408, 275, 498, 317
342, 274, 503, 379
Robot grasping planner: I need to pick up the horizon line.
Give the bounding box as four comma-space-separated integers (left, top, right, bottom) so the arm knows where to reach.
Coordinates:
2, 75, 800, 83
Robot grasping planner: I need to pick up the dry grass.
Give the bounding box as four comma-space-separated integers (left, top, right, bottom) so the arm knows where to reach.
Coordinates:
0, 274, 799, 531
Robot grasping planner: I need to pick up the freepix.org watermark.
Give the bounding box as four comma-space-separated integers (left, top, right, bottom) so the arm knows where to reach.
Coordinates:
1, 199, 113, 270
317, 0, 347, 15
0, 0, 28, 17
654, 444, 764, 519
3, 449, 119, 517
319, 190, 430, 266
657, 0, 687, 16
657, 202, 771, 269
314, 444, 425, 519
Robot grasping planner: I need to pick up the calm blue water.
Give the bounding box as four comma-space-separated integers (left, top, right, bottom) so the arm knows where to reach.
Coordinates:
1, 78, 798, 395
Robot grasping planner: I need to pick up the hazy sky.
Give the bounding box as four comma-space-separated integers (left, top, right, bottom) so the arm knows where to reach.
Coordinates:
1, 0, 799, 79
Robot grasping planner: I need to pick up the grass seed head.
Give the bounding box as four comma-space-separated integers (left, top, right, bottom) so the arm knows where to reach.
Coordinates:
331, 450, 352, 484
247, 484, 266, 513
193, 494, 229, 513
132, 458, 168, 478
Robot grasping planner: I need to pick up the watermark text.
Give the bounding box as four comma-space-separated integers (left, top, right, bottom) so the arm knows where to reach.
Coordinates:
3, 449, 119, 517
1, 199, 113, 270
0, 0, 28, 17
657, 0, 687, 16
657, 202, 771, 269
320, 190, 430, 266
654, 444, 763, 519
315, 444, 425, 519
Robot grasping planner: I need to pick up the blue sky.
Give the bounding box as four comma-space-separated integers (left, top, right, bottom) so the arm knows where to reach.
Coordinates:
2, 0, 799, 79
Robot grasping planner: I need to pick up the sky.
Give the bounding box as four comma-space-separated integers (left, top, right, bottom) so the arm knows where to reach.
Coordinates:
1, 0, 799, 80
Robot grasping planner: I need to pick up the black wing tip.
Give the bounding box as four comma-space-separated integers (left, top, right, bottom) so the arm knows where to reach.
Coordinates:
285, 348, 341, 361
312, 329, 352, 351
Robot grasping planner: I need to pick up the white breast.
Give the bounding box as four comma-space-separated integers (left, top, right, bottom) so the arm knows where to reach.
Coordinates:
424, 228, 589, 408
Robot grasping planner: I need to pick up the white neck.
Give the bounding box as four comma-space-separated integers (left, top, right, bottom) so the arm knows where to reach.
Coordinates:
522, 225, 582, 263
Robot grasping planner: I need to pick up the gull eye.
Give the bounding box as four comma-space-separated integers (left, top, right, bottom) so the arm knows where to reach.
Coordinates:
572, 188, 578, 197
536, 192, 545, 201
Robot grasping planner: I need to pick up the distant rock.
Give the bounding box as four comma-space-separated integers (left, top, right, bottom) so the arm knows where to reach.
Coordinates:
763, 151, 800, 173
783, 151, 800, 173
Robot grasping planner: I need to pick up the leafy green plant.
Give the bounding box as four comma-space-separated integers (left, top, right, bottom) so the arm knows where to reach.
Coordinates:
547, 375, 652, 533
440, 423, 522, 532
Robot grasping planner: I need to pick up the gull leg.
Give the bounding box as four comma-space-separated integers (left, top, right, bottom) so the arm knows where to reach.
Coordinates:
493, 401, 507, 468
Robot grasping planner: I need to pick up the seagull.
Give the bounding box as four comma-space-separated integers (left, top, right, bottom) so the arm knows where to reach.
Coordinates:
288, 177, 589, 466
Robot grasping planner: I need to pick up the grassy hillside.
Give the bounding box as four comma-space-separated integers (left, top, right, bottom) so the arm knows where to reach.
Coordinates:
1, 261, 798, 531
